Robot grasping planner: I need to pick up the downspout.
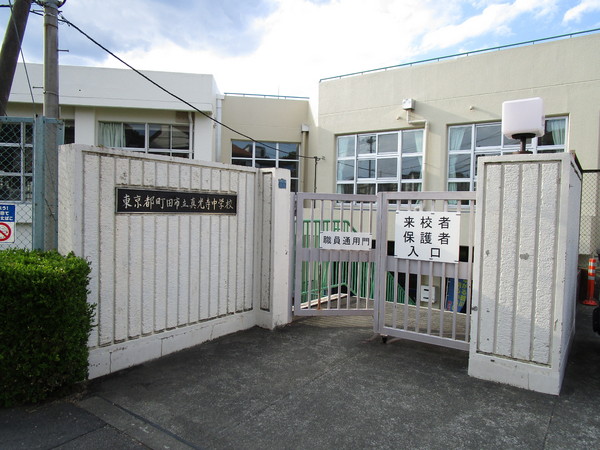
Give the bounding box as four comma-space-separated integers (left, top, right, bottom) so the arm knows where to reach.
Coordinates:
301, 123, 309, 192
407, 110, 428, 192
215, 94, 224, 162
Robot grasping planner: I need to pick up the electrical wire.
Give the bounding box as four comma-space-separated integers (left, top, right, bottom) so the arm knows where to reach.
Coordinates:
57, 13, 319, 162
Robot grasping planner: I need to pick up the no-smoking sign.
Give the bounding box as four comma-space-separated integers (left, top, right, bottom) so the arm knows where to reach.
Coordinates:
0, 204, 16, 244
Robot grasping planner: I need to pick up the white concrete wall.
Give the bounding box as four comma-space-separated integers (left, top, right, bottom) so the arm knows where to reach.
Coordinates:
469, 153, 581, 395
58, 145, 291, 379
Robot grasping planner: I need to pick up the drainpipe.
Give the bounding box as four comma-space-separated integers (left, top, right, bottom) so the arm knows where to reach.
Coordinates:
301, 123, 309, 192
407, 110, 428, 192
215, 94, 224, 162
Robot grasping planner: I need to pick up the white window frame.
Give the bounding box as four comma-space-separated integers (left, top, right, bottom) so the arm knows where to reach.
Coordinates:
98, 122, 192, 158
231, 140, 300, 191
447, 117, 568, 191
336, 129, 424, 195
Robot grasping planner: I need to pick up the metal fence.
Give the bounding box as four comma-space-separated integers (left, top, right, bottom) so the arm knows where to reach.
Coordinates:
0, 116, 63, 251
580, 170, 600, 259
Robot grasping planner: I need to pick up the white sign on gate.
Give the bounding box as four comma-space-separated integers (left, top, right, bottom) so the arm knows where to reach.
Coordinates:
320, 231, 372, 251
0, 204, 16, 244
395, 211, 460, 263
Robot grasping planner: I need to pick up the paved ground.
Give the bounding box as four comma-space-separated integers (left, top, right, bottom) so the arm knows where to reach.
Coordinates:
2, 303, 599, 450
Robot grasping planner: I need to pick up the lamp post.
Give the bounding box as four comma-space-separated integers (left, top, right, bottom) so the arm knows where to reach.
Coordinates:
501, 97, 545, 154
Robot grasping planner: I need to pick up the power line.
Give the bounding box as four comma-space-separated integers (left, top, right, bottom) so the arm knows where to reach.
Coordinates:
57, 13, 319, 162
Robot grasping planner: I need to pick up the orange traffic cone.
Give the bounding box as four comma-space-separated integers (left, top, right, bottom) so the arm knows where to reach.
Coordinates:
583, 257, 599, 306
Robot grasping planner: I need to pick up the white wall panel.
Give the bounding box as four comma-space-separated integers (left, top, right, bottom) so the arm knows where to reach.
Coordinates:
59, 145, 291, 378
469, 153, 581, 395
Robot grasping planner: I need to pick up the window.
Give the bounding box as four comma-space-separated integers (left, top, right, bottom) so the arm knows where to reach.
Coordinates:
0, 121, 33, 202
448, 117, 567, 191
336, 130, 423, 195
98, 122, 191, 158
231, 140, 300, 191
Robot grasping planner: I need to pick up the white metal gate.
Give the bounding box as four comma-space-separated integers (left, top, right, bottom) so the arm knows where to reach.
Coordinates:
292, 192, 378, 316
291, 191, 476, 350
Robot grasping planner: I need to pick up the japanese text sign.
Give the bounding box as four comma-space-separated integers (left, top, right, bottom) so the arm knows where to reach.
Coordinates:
0, 204, 16, 243
320, 231, 372, 251
394, 211, 460, 263
116, 188, 237, 214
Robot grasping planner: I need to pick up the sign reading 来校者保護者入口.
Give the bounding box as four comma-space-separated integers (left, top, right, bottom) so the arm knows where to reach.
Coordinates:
394, 210, 461, 263
0, 204, 16, 244
115, 187, 237, 214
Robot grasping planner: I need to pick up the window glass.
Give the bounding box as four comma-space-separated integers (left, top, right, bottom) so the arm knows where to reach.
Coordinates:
378, 183, 398, 193
230, 140, 300, 192
357, 183, 375, 195
448, 181, 470, 192
448, 154, 471, 179
448, 118, 566, 192
0, 176, 20, 201
357, 159, 375, 178
232, 140, 252, 158
358, 135, 376, 154
255, 159, 277, 169
149, 124, 170, 149
402, 156, 422, 179
337, 160, 354, 181
337, 136, 355, 158
280, 161, 298, 178
335, 130, 423, 194
378, 134, 398, 153
255, 142, 276, 159
538, 118, 566, 146
172, 125, 190, 150
280, 143, 298, 160
402, 129, 423, 153
63, 120, 75, 144
0, 123, 20, 143
337, 184, 354, 194
377, 158, 397, 178
401, 182, 421, 192
0, 146, 20, 173
449, 126, 471, 151
124, 123, 145, 148
476, 124, 501, 147
231, 159, 254, 167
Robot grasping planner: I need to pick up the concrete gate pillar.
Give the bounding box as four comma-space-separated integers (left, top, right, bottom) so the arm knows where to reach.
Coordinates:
469, 153, 582, 395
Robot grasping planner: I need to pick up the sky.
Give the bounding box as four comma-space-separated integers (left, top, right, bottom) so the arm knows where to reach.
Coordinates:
1, 0, 600, 99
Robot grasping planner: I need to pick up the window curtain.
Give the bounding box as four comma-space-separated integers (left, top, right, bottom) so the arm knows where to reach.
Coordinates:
449, 127, 466, 151
99, 122, 124, 147
414, 130, 423, 153
448, 127, 467, 191
548, 119, 565, 145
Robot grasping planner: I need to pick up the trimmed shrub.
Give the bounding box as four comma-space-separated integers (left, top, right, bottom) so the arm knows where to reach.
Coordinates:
0, 249, 94, 407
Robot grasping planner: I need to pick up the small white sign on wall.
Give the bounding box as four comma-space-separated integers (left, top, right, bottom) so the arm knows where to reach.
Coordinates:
395, 211, 461, 263
320, 231, 372, 251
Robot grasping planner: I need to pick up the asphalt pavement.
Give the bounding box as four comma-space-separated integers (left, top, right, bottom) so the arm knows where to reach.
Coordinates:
2, 303, 600, 449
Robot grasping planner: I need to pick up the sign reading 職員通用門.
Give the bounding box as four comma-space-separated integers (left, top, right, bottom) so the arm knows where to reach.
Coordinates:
394, 211, 460, 263
116, 188, 237, 214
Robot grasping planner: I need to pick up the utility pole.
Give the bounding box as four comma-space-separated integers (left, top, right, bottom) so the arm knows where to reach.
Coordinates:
33, 0, 62, 250
43, 0, 60, 118
0, 0, 33, 116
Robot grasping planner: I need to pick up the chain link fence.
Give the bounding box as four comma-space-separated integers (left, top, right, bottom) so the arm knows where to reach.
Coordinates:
0, 116, 63, 251
580, 170, 600, 261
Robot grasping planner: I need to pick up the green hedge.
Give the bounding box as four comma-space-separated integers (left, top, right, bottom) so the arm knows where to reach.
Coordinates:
0, 249, 95, 407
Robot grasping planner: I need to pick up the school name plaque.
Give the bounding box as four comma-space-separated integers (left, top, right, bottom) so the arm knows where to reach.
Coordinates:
116, 187, 237, 214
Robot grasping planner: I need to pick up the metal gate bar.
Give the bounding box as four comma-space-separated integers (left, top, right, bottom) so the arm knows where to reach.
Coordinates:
374, 192, 476, 351
293, 192, 377, 316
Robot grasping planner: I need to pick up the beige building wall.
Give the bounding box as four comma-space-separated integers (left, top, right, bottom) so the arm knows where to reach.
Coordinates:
314, 32, 600, 193
220, 95, 312, 191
